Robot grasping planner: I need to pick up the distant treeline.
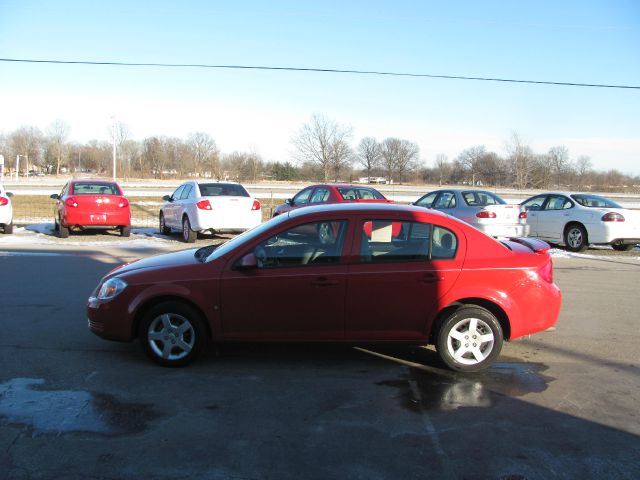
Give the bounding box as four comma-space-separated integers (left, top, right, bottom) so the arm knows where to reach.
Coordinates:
1, 116, 638, 192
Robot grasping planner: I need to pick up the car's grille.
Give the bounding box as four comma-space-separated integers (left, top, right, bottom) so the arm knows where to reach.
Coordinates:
88, 318, 104, 332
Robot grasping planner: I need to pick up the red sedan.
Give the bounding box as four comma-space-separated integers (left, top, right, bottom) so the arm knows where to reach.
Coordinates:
272, 183, 392, 217
87, 203, 561, 372
51, 180, 131, 238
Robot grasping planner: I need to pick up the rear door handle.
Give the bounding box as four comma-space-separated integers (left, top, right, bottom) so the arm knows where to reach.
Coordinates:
313, 277, 338, 287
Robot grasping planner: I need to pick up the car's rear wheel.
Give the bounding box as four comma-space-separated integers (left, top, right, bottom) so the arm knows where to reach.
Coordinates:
2, 223, 13, 234
182, 216, 196, 243
58, 220, 69, 238
120, 225, 131, 237
612, 244, 634, 252
139, 301, 206, 367
159, 212, 171, 235
436, 306, 503, 372
564, 224, 587, 252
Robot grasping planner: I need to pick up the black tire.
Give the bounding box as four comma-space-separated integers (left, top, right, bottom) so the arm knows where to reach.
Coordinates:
53, 219, 59, 232
182, 216, 196, 243
2, 223, 13, 234
120, 225, 131, 237
159, 212, 171, 235
138, 301, 207, 367
58, 221, 69, 238
564, 224, 588, 252
612, 244, 634, 252
436, 306, 503, 372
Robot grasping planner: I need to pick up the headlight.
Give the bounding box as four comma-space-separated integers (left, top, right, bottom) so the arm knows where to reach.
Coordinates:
97, 277, 128, 300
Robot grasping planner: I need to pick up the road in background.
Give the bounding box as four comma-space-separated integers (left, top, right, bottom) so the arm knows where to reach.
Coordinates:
0, 241, 639, 479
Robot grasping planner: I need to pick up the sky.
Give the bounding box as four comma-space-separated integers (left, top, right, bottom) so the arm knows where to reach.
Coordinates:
1, 0, 639, 174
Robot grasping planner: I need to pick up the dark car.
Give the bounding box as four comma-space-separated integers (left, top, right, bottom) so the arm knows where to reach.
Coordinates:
88, 203, 561, 372
272, 184, 391, 217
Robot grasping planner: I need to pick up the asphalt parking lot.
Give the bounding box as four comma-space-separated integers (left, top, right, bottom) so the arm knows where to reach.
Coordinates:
0, 231, 639, 480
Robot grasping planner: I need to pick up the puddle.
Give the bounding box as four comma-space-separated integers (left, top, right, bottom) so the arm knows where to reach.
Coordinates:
376, 362, 552, 413
0, 378, 158, 436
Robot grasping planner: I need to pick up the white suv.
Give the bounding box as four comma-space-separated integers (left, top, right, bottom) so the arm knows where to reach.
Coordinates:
159, 181, 262, 242
0, 185, 14, 234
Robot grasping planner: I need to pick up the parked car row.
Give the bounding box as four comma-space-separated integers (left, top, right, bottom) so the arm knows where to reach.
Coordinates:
4, 179, 639, 252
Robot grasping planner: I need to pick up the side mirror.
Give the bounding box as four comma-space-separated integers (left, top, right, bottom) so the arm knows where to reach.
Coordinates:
50, 194, 59, 200
236, 252, 257, 270
162, 195, 172, 202
285, 198, 293, 206
6, 192, 13, 198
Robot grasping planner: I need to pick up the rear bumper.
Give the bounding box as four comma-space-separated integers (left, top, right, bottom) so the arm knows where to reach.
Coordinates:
64, 210, 131, 227
477, 223, 530, 238
191, 210, 261, 232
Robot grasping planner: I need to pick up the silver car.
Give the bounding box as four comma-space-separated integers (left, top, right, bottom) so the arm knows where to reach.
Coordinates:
413, 188, 529, 238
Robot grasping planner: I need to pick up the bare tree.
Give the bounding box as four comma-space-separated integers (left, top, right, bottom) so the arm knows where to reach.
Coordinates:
434, 154, 450, 186
547, 145, 570, 189
187, 132, 219, 178
380, 138, 419, 183
9, 126, 44, 175
505, 132, 535, 190
457, 145, 486, 186
291, 113, 352, 182
47, 119, 70, 175
356, 137, 382, 181
574, 155, 593, 189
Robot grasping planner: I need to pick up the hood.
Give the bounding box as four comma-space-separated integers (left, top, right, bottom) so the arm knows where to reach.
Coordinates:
106, 248, 201, 278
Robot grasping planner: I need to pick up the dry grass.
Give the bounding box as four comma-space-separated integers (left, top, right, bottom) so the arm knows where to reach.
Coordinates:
11, 195, 275, 225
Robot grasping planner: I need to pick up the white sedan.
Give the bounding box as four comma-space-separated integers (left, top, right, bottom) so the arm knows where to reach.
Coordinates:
0, 185, 14, 234
413, 188, 529, 238
521, 192, 640, 251
160, 181, 262, 242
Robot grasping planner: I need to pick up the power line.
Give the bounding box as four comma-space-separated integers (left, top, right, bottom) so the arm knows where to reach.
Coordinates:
1, 57, 638, 90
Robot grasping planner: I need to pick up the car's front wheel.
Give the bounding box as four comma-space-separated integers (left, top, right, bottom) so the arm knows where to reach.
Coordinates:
564, 223, 587, 252
436, 306, 503, 372
182, 217, 196, 243
159, 212, 171, 235
139, 301, 206, 367
58, 219, 69, 238
2, 222, 13, 234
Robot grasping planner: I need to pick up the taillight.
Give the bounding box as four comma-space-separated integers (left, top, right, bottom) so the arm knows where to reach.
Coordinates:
602, 212, 624, 222
118, 197, 129, 208
476, 211, 496, 218
0, 197, 8, 206
538, 259, 553, 283
519, 211, 528, 219
65, 196, 78, 208
251, 200, 261, 211
196, 200, 212, 210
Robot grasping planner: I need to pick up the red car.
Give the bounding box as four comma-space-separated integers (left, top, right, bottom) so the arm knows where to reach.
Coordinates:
87, 203, 561, 372
272, 184, 392, 217
51, 180, 131, 238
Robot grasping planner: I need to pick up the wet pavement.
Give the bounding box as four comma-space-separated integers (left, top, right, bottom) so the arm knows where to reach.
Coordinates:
0, 244, 639, 479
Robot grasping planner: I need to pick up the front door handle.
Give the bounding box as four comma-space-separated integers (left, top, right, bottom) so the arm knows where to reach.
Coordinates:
421, 273, 443, 284
313, 277, 338, 287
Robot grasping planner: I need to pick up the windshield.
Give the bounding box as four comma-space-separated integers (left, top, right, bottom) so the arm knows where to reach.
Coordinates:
205, 213, 290, 262
462, 190, 506, 206
571, 194, 623, 209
